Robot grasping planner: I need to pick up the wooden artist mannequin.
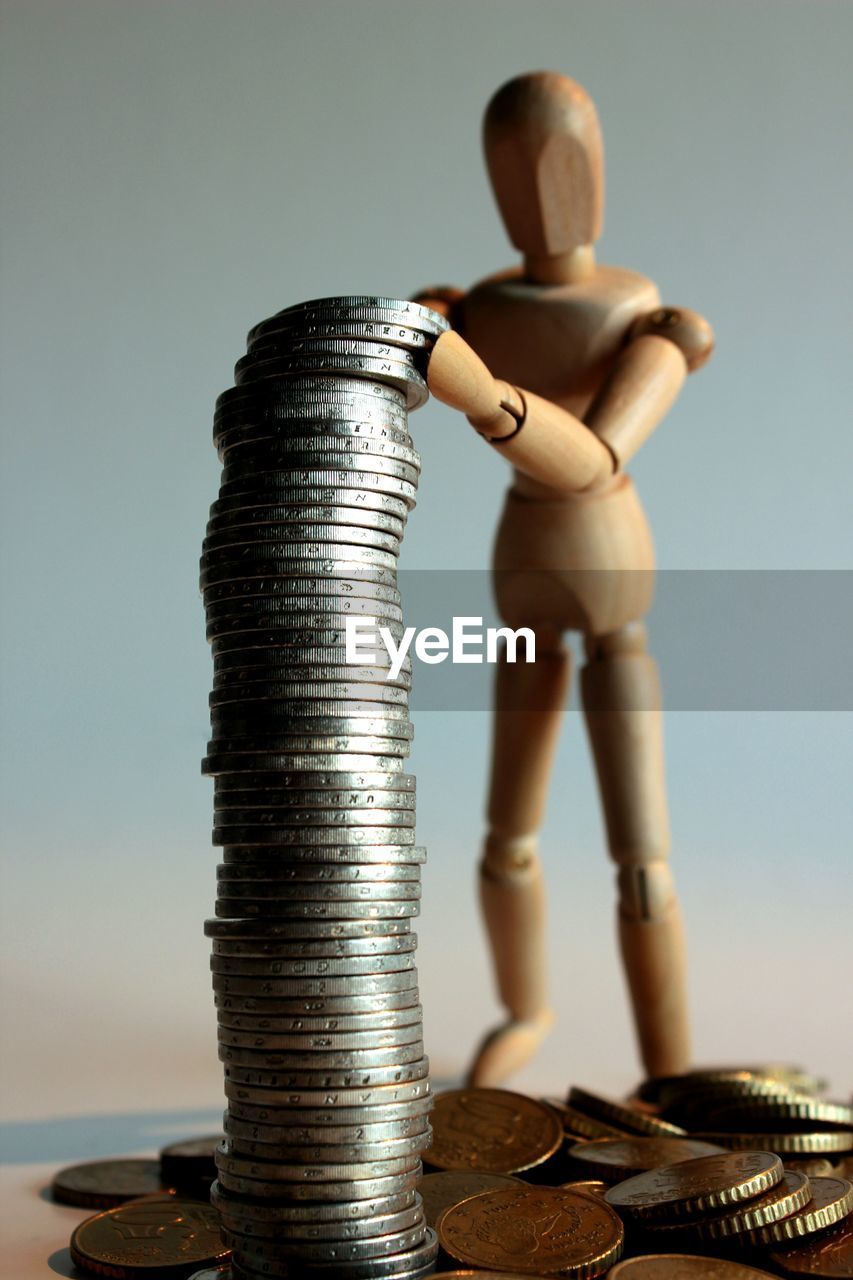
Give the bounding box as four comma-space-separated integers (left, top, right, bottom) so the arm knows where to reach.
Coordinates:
415, 72, 714, 1087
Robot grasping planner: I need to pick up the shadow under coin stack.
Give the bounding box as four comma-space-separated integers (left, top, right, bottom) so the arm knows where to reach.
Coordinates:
200, 295, 449, 1280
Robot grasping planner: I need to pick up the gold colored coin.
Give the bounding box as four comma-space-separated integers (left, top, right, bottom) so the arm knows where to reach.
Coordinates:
747, 1176, 853, 1246
545, 1097, 626, 1140
69, 1197, 229, 1277
770, 1205, 853, 1276
567, 1137, 727, 1182
560, 1180, 610, 1198
694, 1132, 853, 1155
425, 1087, 562, 1173
417, 1169, 521, 1229
568, 1086, 687, 1138
437, 1183, 624, 1279
706, 1099, 853, 1130
686, 1171, 811, 1243
604, 1151, 783, 1221
608, 1255, 779, 1279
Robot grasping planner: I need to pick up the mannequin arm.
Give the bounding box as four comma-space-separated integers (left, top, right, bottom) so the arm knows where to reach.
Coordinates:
586, 306, 713, 467
426, 330, 613, 493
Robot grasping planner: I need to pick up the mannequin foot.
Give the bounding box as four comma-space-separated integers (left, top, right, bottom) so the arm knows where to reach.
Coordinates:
465, 1010, 555, 1087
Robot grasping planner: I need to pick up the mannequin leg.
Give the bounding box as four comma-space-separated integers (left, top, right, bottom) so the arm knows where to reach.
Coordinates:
468, 631, 571, 1086
580, 622, 690, 1077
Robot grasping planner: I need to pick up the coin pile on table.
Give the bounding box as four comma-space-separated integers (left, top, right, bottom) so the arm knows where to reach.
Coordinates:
200, 296, 449, 1280
417, 1071, 853, 1278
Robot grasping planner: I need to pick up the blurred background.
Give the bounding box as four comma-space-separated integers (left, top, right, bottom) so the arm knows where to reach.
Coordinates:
2, 0, 852, 1171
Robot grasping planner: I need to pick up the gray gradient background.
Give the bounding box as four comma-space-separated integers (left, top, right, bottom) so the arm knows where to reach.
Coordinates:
2, 0, 852, 1144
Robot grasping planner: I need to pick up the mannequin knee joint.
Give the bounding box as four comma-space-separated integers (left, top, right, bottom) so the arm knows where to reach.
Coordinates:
617, 860, 675, 922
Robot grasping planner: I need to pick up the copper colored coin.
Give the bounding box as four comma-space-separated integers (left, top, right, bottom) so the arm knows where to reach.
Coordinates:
604, 1150, 783, 1221
608, 1257, 779, 1279
437, 1183, 624, 1278
560, 1179, 611, 1198
417, 1169, 521, 1229
770, 1205, 853, 1276
643, 1171, 812, 1243
51, 1159, 168, 1209
425, 1088, 562, 1173
748, 1176, 853, 1245
567, 1136, 726, 1182
69, 1197, 229, 1277
568, 1086, 687, 1138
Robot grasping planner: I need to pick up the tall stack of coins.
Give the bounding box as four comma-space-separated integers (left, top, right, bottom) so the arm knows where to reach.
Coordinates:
200, 296, 449, 1280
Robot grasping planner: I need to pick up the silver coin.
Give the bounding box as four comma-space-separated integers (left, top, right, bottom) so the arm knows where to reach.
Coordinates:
216, 1039, 422, 1070
233, 1225, 439, 1279
212, 667, 410, 692
215, 857, 419, 879
203, 542, 400, 571
210, 703, 411, 728
220, 1126, 430, 1167
218, 1204, 424, 1247
221, 1058, 429, 1090
206, 597, 406, 626
212, 953, 418, 978
214, 885, 421, 908
208, 487, 410, 520
204, 530, 403, 561
213, 824, 417, 847
213, 802, 416, 824
206, 629, 405, 655
217, 1004, 423, 1033
216, 443, 421, 481
248, 319, 433, 352
203, 525, 403, 556
225, 1220, 428, 1265
211, 691, 410, 717
218, 1022, 424, 1051
216, 1141, 423, 1181
212, 770, 415, 791
214, 810, 417, 833
210, 1178, 418, 1221
212, 663, 411, 690
253, 296, 448, 334
213, 901, 420, 925
202, 566, 401, 595
217, 371, 408, 408
224, 1074, 429, 1105
217, 430, 421, 468
207, 627, 406, 654
215, 419, 413, 456
223, 1208, 426, 1250
211, 768, 412, 788
205, 916, 414, 939
222, 448, 420, 484
211, 663, 410, 690
239, 336, 420, 367
213, 947, 418, 970
233, 356, 427, 409
225, 1098, 432, 1129
216, 866, 420, 888
206, 584, 404, 614
215, 1164, 422, 1202
212, 968, 418, 995
215, 470, 418, 505
215, 992, 421, 1019
203, 753, 407, 776
217, 849, 424, 871
217, 1003, 422, 1032
207, 509, 406, 541
213, 786, 414, 810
